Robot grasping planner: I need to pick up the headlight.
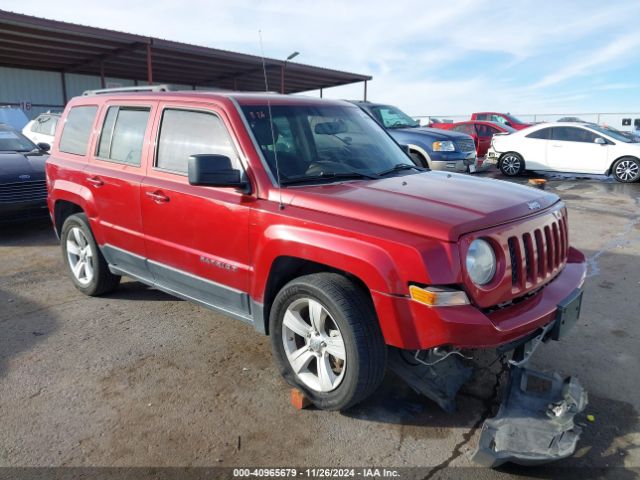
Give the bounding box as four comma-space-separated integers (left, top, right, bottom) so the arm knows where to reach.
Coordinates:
432, 140, 456, 152
466, 239, 496, 285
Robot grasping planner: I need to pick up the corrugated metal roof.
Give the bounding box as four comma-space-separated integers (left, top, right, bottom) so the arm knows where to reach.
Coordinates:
0, 9, 371, 94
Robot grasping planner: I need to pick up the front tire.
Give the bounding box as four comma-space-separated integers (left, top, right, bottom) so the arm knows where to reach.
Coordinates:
499, 152, 525, 176
269, 273, 386, 411
61, 213, 120, 296
611, 157, 640, 183
410, 151, 429, 168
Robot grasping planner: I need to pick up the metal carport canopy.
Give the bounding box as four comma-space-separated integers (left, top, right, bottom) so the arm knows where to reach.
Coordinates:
0, 9, 371, 95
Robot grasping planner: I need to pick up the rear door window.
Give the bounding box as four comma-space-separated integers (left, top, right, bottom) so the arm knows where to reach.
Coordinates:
453, 123, 475, 136
59, 106, 98, 155
476, 124, 497, 137
155, 109, 241, 174
97, 106, 150, 166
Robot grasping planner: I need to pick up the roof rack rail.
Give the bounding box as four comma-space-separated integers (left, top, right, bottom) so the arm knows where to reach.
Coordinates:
82, 85, 174, 96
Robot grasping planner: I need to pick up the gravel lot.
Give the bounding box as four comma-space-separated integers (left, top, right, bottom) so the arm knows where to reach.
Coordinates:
1, 170, 638, 478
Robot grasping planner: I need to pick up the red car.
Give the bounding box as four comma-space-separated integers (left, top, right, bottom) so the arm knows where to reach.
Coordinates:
471, 112, 532, 130
431, 120, 516, 158
46, 88, 587, 466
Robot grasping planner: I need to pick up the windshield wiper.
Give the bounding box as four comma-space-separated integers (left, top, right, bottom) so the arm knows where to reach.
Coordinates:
281, 171, 378, 186
375, 163, 425, 177
387, 124, 418, 129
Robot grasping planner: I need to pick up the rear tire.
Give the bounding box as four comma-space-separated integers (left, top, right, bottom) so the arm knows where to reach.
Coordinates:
269, 273, 386, 411
611, 157, 640, 183
499, 152, 525, 176
61, 213, 120, 296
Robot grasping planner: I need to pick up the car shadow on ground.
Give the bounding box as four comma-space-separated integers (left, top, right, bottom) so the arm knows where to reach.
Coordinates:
0, 289, 59, 380
105, 280, 183, 302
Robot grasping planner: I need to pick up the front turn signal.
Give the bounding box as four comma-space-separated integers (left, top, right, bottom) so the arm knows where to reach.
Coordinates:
409, 285, 470, 307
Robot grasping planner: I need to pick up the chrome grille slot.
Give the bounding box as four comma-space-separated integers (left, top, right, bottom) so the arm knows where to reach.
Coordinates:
0, 181, 47, 203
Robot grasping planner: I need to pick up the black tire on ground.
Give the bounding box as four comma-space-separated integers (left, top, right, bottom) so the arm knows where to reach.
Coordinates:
410, 151, 429, 168
60, 213, 120, 296
269, 273, 387, 411
611, 157, 640, 183
499, 152, 525, 176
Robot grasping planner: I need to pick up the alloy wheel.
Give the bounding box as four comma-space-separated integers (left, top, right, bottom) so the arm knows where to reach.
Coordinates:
66, 227, 94, 285
615, 160, 639, 181
281, 297, 346, 392
502, 155, 521, 175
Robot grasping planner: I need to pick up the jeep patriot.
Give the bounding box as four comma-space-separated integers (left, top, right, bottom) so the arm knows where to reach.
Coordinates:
46, 89, 587, 465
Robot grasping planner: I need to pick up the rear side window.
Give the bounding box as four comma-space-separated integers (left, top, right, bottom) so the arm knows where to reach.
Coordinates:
156, 109, 240, 174
526, 128, 552, 140
97, 106, 150, 166
34, 116, 58, 136
59, 106, 97, 155
552, 127, 597, 143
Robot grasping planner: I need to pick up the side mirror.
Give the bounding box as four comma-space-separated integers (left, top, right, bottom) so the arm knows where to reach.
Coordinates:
37, 142, 50, 152
505, 122, 513, 127
594, 137, 607, 145
188, 154, 250, 192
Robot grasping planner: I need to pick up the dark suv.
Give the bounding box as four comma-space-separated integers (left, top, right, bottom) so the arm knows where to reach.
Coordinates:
350, 101, 476, 171
46, 88, 588, 467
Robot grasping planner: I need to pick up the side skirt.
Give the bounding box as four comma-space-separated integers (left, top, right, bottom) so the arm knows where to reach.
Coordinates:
101, 244, 265, 329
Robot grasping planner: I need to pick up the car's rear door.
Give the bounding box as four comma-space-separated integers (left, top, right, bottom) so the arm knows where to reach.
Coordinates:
141, 102, 252, 320
474, 123, 494, 157
85, 101, 156, 281
547, 126, 609, 174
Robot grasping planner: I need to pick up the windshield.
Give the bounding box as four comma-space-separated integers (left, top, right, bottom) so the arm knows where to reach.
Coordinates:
0, 128, 37, 152
505, 114, 525, 124
487, 121, 516, 133
368, 105, 419, 129
588, 124, 633, 143
240, 103, 415, 185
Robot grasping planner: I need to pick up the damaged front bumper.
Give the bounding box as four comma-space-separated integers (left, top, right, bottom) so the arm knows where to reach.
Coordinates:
473, 366, 588, 467
388, 288, 588, 468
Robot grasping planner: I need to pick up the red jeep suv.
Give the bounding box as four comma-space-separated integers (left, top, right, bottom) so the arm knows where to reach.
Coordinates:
47, 88, 587, 465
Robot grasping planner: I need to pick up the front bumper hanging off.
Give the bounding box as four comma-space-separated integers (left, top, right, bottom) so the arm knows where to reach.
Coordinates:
473, 366, 588, 467
390, 288, 588, 468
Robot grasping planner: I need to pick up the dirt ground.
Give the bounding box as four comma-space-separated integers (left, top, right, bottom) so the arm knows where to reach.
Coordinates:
1, 170, 638, 479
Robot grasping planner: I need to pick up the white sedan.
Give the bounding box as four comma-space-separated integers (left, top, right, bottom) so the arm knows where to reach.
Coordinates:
486, 122, 640, 182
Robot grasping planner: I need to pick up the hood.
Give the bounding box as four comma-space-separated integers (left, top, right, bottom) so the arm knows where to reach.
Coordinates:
390, 126, 471, 142
0, 151, 47, 183
287, 171, 559, 242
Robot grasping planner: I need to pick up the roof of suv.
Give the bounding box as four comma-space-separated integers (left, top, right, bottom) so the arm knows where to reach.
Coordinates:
70, 91, 351, 108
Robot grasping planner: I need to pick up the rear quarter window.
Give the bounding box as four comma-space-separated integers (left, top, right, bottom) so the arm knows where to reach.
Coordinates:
59, 106, 98, 155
